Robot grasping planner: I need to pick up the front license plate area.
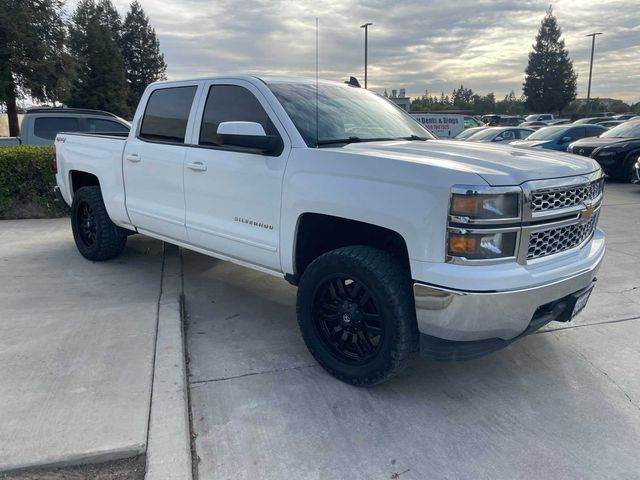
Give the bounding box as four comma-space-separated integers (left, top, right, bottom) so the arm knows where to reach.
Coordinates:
571, 288, 593, 319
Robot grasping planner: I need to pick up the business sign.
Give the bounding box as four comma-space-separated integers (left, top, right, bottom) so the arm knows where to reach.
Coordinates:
410, 114, 465, 139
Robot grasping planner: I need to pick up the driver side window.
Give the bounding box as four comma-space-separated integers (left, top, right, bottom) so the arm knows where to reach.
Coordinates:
199, 85, 280, 148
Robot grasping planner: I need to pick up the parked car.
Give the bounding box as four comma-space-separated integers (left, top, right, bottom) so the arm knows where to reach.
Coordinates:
512, 125, 606, 151
613, 113, 639, 121
0, 108, 130, 146
465, 126, 533, 143
53, 75, 605, 385
453, 126, 486, 140
525, 114, 555, 122
597, 120, 624, 129
568, 120, 640, 182
547, 119, 572, 125
573, 117, 606, 125
519, 121, 548, 130
480, 115, 525, 126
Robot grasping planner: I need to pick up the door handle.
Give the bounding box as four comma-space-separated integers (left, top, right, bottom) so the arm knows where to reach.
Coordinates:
126, 154, 141, 163
186, 161, 207, 172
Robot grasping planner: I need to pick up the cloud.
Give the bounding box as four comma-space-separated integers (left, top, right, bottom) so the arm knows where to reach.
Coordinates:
71, 0, 640, 103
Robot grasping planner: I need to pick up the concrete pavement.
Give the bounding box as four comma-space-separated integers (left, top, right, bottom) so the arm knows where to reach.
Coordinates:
185, 182, 640, 480
0, 219, 162, 471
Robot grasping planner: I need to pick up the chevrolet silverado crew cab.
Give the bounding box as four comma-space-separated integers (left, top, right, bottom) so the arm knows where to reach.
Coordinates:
54, 76, 606, 385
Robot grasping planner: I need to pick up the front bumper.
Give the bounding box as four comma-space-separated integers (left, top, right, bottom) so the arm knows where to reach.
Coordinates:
413, 233, 604, 346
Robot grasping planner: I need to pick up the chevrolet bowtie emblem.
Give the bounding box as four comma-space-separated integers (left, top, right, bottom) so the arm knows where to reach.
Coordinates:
580, 204, 595, 221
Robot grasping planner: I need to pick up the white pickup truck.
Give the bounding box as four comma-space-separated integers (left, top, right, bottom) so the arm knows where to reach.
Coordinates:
54, 76, 606, 385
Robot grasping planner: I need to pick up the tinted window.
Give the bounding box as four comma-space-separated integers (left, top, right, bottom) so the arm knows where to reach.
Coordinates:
568, 127, 585, 141
140, 86, 197, 143
517, 129, 532, 139
586, 126, 605, 137
34, 117, 80, 140
87, 118, 129, 134
199, 85, 279, 147
500, 130, 516, 141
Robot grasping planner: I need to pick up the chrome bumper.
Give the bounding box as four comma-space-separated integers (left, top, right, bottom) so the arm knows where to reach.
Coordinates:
414, 247, 604, 343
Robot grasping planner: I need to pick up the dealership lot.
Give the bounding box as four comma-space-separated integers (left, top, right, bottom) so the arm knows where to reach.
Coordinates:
185, 182, 640, 480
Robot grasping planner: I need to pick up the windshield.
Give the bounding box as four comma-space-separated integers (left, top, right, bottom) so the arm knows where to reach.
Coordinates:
455, 127, 484, 139
525, 115, 540, 122
466, 128, 502, 141
526, 126, 569, 140
268, 82, 434, 146
600, 121, 640, 138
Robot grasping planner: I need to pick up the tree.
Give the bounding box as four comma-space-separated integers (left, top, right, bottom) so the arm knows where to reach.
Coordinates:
68, 0, 129, 117
523, 7, 577, 114
122, 1, 167, 109
67, 14, 129, 116
0, 0, 73, 135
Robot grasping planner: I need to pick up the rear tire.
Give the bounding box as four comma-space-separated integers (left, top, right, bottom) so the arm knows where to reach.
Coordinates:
622, 157, 638, 183
296, 246, 418, 386
71, 186, 126, 261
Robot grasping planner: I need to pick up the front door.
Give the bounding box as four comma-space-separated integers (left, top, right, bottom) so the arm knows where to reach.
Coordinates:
123, 84, 200, 242
183, 81, 289, 271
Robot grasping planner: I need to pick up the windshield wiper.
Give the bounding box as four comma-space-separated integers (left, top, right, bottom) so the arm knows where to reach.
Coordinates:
315, 136, 395, 147
398, 135, 428, 141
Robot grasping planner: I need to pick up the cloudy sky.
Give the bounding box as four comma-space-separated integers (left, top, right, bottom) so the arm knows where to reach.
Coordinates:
81, 0, 640, 102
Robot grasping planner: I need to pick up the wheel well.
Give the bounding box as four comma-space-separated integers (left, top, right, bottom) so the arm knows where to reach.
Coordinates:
292, 213, 410, 282
70, 171, 99, 194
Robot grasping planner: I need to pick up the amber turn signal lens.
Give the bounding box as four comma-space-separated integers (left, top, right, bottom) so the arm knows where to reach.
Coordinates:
450, 195, 482, 216
449, 234, 480, 255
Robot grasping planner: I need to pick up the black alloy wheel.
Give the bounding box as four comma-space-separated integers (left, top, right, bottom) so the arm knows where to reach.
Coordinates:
313, 275, 384, 365
77, 201, 97, 247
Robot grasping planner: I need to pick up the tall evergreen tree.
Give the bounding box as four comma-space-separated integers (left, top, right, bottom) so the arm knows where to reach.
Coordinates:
122, 1, 167, 109
0, 0, 73, 135
68, 0, 129, 117
523, 7, 577, 114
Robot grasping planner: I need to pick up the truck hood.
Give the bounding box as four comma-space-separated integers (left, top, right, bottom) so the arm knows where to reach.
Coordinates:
337, 140, 600, 186
569, 136, 640, 148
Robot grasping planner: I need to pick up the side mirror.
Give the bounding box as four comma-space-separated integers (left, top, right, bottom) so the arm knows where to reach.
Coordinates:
216, 121, 282, 154
560, 136, 572, 144
493, 136, 504, 142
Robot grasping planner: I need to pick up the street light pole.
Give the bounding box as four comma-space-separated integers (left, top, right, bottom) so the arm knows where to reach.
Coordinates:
585, 32, 602, 114
360, 22, 373, 88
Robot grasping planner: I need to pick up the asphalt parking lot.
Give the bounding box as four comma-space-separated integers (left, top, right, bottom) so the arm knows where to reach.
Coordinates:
185, 182, 640, 480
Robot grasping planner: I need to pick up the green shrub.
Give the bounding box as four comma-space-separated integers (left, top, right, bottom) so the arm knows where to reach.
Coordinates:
0, 145, 68, 219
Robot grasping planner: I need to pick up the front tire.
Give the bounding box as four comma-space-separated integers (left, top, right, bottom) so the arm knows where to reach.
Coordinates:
296, 246, 418, 386
71, 186, 126, 261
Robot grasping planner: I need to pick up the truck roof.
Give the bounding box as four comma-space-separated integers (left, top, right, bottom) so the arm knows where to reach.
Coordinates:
26, 107, 119, 118
148, 75, 350, 88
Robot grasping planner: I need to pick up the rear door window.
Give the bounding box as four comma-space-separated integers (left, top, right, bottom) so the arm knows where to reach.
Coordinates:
139, 86, 197, 143
34, 117, 80, 140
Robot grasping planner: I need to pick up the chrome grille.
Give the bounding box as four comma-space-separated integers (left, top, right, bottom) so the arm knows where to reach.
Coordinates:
527, 214, 598, 260
530, 179, 603, 212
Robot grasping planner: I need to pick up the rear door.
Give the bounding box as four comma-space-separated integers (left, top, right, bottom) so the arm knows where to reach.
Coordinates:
123, 83, 201, 241
183, 80, 290, 271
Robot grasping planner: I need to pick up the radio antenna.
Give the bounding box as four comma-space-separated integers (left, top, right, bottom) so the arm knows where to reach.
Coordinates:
315, 17, 319, 148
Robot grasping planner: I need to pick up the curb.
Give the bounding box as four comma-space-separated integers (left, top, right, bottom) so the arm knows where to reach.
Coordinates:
145, 244, 192, 480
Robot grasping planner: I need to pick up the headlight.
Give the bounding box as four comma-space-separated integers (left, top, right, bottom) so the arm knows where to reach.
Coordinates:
448, 231, 518, 260
450, 188, 520, 221
447, 185, 522, 263
596, 150, 617, 157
